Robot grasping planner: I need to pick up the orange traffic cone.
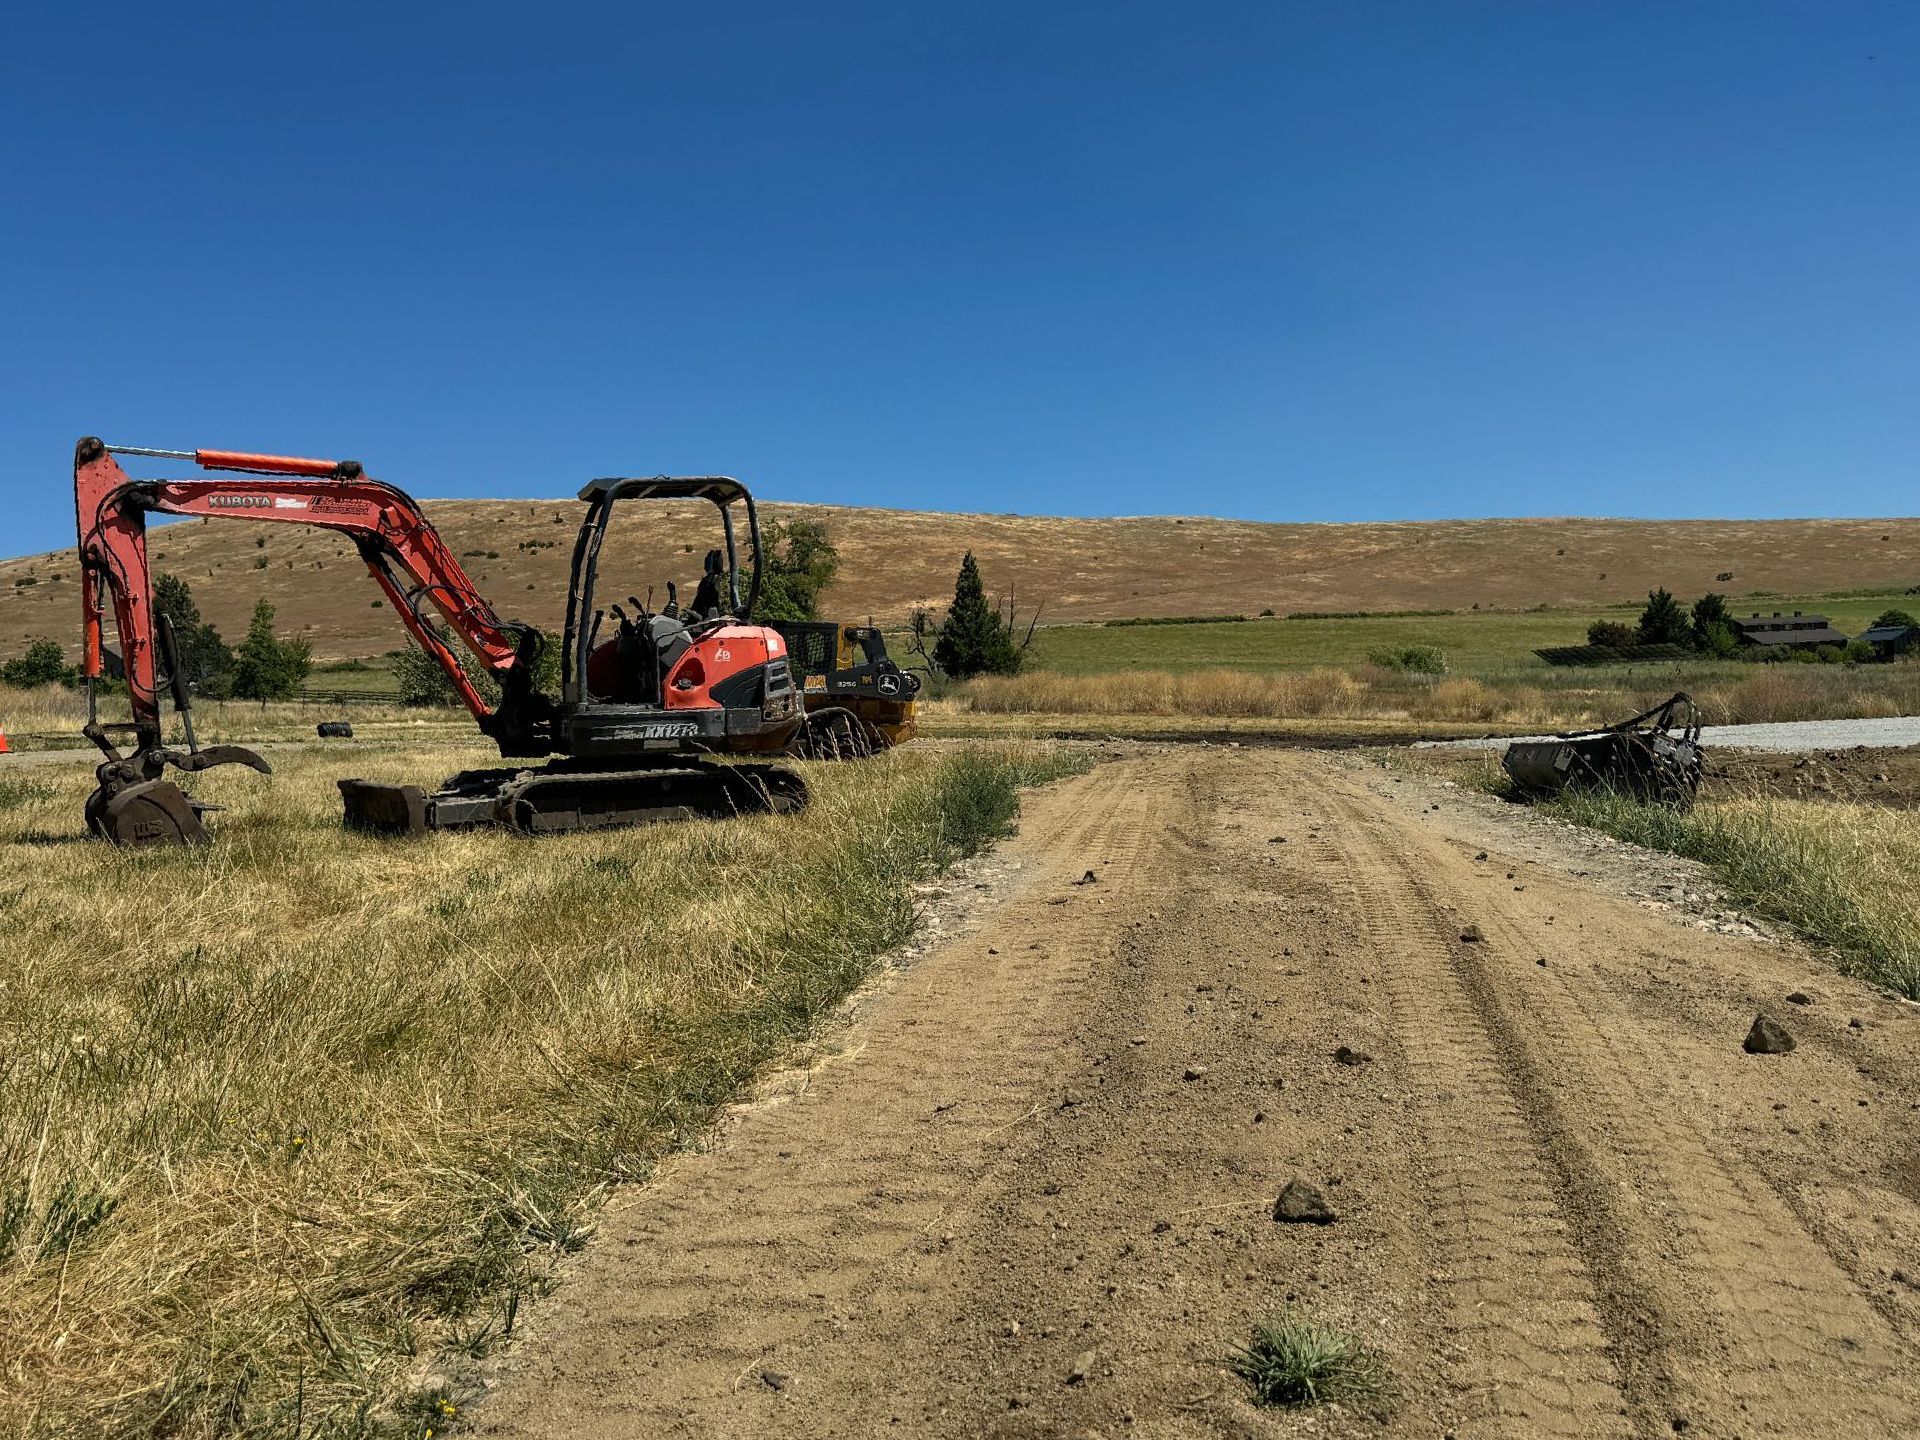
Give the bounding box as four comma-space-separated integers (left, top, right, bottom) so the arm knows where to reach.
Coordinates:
0, 730, 10, 754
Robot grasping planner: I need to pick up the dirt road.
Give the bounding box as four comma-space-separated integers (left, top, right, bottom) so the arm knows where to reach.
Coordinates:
474, 749, 1920, 1439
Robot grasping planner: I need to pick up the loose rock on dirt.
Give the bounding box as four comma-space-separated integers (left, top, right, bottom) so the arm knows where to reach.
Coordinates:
1744, 1014, 1797, 1055
1273, 1177, 1337, 1225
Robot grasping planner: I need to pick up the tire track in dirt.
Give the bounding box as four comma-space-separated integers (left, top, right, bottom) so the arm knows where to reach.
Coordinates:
474, 757, 1179, 1438
1316, 763, 1920, 1438
1308, 785, 1643, 1437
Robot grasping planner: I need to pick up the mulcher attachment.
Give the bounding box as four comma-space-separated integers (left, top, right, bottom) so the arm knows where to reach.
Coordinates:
340, 760, 809, 837
1502, 692, 1705, 811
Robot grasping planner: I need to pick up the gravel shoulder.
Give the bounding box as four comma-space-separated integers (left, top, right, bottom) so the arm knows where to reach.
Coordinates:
471, 746, 1920, 1438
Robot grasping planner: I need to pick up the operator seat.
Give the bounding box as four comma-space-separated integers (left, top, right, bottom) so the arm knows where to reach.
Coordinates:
690, 549, 726, 620
649, 614, 692, 675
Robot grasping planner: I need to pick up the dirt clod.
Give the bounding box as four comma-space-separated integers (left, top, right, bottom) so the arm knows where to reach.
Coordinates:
1273, 1177, 1337, 1225
1744, 1014, 1797, 1055
1460, 924, 1485, 943
1786, 992, 1813, 1005
1333, 1045, 1372, 1067
1066, 1350, 1097, 1385
1182, 1066, 1208, 1081
1074, 870, 1098, 885
760, 1370, 790, 1392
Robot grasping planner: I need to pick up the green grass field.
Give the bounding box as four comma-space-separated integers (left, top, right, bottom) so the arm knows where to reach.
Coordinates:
1015, 591, 1909, 677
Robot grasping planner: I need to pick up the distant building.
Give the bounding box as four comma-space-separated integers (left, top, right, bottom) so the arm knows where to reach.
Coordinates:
1732, 611, 1849, 652
1860, 623, 1919, 660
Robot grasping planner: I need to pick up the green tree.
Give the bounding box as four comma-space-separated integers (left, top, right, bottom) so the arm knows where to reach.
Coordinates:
1872, 608, 1918, 631
1, 639, 73, 688
153, 572, 235, 697
751, 518, 840, 623
229, 600, 312, 700
933, 552, 1023, 679
1690, 592, 1730, 649
1586, 619, 1635, 649
1635, 588, 1692, 647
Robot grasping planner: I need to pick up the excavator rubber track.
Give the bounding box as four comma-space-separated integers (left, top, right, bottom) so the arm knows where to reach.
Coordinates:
339, 760, 809, 837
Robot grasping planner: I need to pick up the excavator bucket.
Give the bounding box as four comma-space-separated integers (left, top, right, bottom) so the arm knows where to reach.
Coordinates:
88, 779, 210, 846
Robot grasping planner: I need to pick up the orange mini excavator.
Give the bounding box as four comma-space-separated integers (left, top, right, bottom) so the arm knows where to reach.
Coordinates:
73, 436, 808, 844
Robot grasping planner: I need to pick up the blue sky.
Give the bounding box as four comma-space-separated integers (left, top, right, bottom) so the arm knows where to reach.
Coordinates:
3, 2, 1914, 556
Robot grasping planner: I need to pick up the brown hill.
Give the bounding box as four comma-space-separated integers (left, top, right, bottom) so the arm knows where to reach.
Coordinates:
2, 499, 1915, 662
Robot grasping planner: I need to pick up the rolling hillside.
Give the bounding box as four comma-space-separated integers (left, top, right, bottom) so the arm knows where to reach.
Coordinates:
3, 498, 1915, 662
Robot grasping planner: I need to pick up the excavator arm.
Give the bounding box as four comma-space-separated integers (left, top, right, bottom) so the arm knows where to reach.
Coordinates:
72, 436, 552, 843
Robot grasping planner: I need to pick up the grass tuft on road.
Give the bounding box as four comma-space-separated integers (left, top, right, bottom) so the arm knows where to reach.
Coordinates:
1227, 1312, 1386, 1409
0, 740, 1081, 1437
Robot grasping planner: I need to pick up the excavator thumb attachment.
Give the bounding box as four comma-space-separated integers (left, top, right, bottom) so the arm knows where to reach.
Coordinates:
83, 743, 273, 847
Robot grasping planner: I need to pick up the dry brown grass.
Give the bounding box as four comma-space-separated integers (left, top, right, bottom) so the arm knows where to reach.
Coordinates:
0, 740, 1077, 1437
961, 667, 1368, 719
947, 663, 1920, 734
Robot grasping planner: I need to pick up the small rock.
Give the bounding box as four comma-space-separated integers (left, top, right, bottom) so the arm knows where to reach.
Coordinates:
1075, 870, 1098, 885
1066, 1349, 1098, 1386
1269, 836, 1287, 844
1744, 1014, 1796, 1055
1849, 1018, 1865, 1030
1333, 1045, 1371, 1067
1128, 1035, 1147, 1046
1151, 1219, 1171, 1234
1273, 1178, 1337, 1224
760, 1370, 790, 1392
1785, 992, 1813, 1005
1474, 851, 1488, 862
1460, 925, 1484, 944
1536, 957, 1548, 967
1182, 1065, 1208, 1081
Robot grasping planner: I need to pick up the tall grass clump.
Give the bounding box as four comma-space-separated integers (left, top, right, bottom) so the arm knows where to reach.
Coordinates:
1546, 790, 1920, 998
1227, 1312, 1385, 1409
0, 740, 1081, 1437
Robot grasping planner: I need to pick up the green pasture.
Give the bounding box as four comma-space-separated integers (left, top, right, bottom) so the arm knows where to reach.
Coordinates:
1017, 592, 1908, 677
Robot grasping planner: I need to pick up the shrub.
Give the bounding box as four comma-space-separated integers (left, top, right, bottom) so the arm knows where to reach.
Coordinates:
1367, 644, 1446, 676
1587, 620, 1635, 649
1, 639, 72, 689
1103, 614, 1244, 628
